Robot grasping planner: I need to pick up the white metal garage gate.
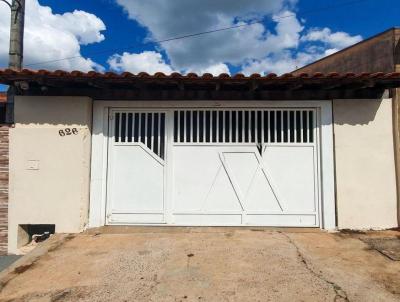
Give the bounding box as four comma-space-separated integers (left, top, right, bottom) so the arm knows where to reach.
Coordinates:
105, 106, 322, 227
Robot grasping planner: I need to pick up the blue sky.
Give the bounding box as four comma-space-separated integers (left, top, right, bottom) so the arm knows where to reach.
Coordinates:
42, 0, 398, 59
0, 0, 399, 91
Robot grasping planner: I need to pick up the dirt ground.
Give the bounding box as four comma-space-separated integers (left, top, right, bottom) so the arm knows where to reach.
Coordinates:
0, 227, 400, 302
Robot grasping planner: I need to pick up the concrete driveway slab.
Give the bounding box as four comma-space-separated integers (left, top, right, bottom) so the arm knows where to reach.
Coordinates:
0, 228, 399, 302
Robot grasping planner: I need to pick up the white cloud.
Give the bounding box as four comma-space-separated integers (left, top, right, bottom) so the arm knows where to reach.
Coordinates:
108, 52, 230, 76
301, 27, 362, 49
114, 0, 301, 73
324, 48, 339, 56
196, 63, 231, 75
52, 10, 106, 45
0, 0, 106, 71
108, 51, 174, 74
241, 25, 363, 75
241, 51, 321, 75
113, 0, 362, 75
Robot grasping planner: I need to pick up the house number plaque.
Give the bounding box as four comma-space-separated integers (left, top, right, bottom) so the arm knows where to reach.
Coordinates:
59, 128, 79, 136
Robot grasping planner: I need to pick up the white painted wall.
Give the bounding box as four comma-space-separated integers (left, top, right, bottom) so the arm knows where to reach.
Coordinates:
333, 98, 398, 229
8, 96, 92, 254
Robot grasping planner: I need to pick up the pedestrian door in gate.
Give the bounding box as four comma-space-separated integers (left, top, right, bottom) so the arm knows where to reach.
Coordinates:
106, 110, 166, 224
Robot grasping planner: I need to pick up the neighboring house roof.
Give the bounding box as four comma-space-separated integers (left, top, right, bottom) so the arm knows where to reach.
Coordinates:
0, 92, 6, 103
293, 27, 400, 74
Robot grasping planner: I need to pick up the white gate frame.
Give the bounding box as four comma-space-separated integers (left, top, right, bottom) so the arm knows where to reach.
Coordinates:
89, 100, 336, 230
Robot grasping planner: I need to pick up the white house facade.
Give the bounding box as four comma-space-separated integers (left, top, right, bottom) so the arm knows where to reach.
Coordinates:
1, 69, 399, 254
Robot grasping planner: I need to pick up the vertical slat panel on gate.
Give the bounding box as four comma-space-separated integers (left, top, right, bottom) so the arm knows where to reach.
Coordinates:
112, 110, 170, 159
310, 110, 314, 143
248, 110, 251, 143
189, 110, 192, 143
216, 110, 219, 143
254, 110, 258, 144
177, 110, 181, 143
235, 111, 239, 143
131, 113, 135, 143
196, 110, 200, 143
145, 113, 148, 147
210, 110, 213, 143
261, 110, 264, 144
299, 110, 303, 143
222, 110, 225, 143
158, 113, 161, 156
192, 110, 194, 143
228, 111, 231, 143
280, 110, 284, 143
183, 111, 187, 143
118, 113, 122, 143
170, 108, 315, 146
227, 110, 231, 143
287, 111, 290, 143
273, 110, 277, 143
305, 110, 309, 143
138, 113, 142, 143
241, 111, 245, 143
264, 111, 268, 143
203, 110, 206, 143
294, 111, 298, 143
149, 113, 152, 147
124, 113, 128, 143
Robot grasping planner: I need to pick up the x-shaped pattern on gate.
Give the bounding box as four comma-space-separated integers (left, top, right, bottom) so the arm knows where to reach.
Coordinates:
201, 149, 285, 213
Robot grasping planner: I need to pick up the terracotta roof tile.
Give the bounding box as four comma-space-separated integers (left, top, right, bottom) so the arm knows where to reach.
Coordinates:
0, 69, 399, 90
169, 72, 182, 79
0, 68, 398, 80
201, 73, 213, 79
186, 72, 198, 78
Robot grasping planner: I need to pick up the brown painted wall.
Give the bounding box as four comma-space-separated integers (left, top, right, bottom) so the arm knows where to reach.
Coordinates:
395, 29, 400, 72
0, 126, 9, 255
395, 88, 400, 226
294, 28, 399, 74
